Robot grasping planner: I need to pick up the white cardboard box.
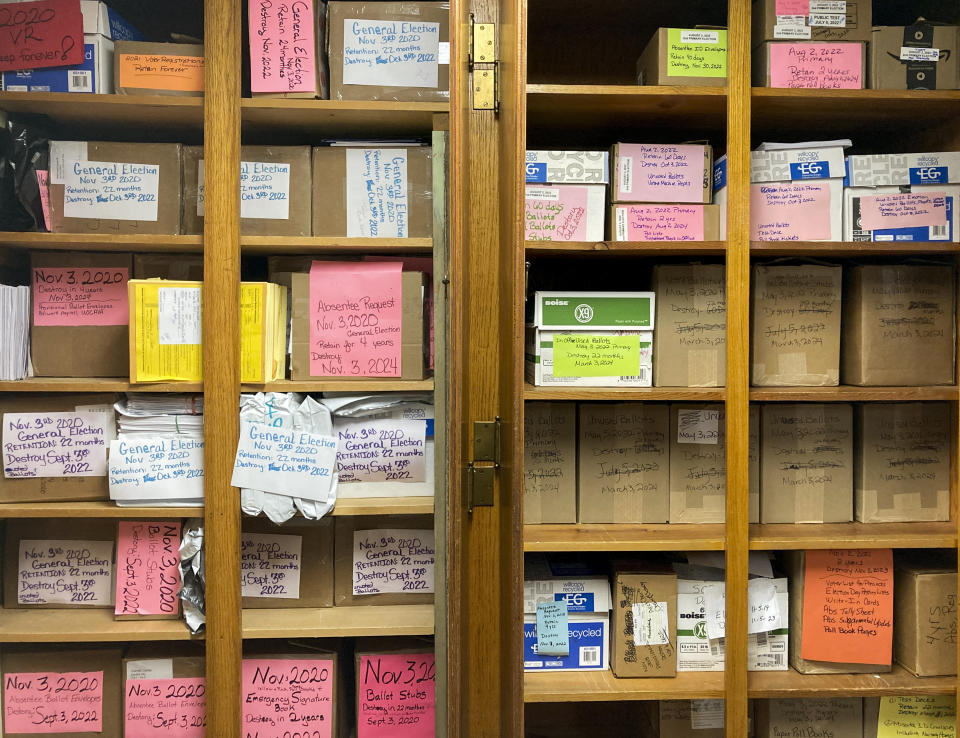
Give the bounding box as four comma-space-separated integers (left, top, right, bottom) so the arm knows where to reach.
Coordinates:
523, 576, 611, 672
525, 327, 653, 387
843, 184, 960, 242
846, 152, 960, 187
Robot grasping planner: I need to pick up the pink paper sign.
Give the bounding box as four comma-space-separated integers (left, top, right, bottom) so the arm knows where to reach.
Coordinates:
776, 0, 810, 14
309, 261, 403, 377
32, 266, 129, 326
4, 671, 103, 733
124, 678, 206, 737
616, 144, 706, 203
248, 0, 317, 93
860, 192, 947, 230
751, 182, 832, 240
616, 205, 705, 241
525, 186, 589, 241
36, 169, 51, 231
115, 521, 182, 617
365, 256, 434, 369
769, 43, 863, 89
241, 659, 334, 738
358, 653, 436, 738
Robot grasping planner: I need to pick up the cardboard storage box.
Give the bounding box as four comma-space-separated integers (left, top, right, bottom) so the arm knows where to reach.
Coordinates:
751, 264, 842, 386
636, 28, 727, 86
612, 143, 712, 204
753, 0, 872, 43
659, 699, 756, 737
843, 184, 960, 242
312, 145, 433, 237
184, 145, 312, 236
669, 404, 725, 523
249, 0, 329, 98
525, 150, 610, 184
327, 1, 450, 102
845, 151, 960, 187
855, 403, 951, 523
754, 41, 866, 88
133, 252, 204, 280
611, 204, 721, 241
2, 33, 113, 93
526, 184, 605, 241
578, 403, 669, 523
842, 265, 956, 386
31, 250, 132, 377
48, 141, 183, 234
610, 563, 677, 678
242, 516, 334, 608
760, 403, 853, 523
755, 698, 862, 738
894, 554, 958, 676
871, 24, 960, 90
524, 401, 577, 524
114, 41, 204, 95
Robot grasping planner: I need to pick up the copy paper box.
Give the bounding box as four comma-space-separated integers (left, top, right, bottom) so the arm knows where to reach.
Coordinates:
843, 185, 960, 242
610, 565, 677, 678
871, 24, 960, 90
524, 401, 577, 524
652, 264, 726, 387
113, 41, 204, 95
1, 645, 123, 738
525, 327, 653, 387
526, 184, 606, 242
611, 204, 721, 241
842, 265, 956, 386
242, 516, 334, 609
327, 1, 450, 102
525, 151, 610, 184
48, 141, 183, 235
612, 143, 712, 204
894, 555, 958, 676
755, 698, 862, 738
2, 33, 113, 93
846, 151, 960, 187
249, 0, 329, 99
532, 291, 656, 331
751, 145, 847, 183
312, 146, 433, 237
676, 576, 725, 672
753, 0, 872, 43
128, 279, 204, 383
754, 41, 866, 88
578, 403, 669, 523
669, 404, 726, 523
855, 403, 951, 523
30, 250, 132, 378
760, 403, 853, 523
636, 28, 728, 86
133, 253, 204, 281
751, 264, 842, 386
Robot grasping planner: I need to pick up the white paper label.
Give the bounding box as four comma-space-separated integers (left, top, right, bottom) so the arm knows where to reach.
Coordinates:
438, 41, 450, 64
241, 532, 302, 599
108, 438, 205, 502
525, 187, 559, 201
62, 160, 160, 221
18, 539, 113, 605
809, 13, 846, 26
900, 47, 940, 61
240, 161, 290, 220
3, 412, 107, 478
68, 69, 92, 92
343, 18, 440, 88
619, 156, 633, 193
158, 287, 202, 345
680, 30, 720, 44
774, 24, 812, 38
748, 578, 782, 634
775, 14, 807, 26
352, 528, 435, 596
615, 208, 627, 241
334, 418, 426, 483
345, 148, 409, 238
691, 700, 725, 730
632, 601, 669, 646
125, 660, 174, 681
74, 404, 117, 443
677, 409, 720, 444
703, 584, 726, 640
50, 142, 88, 184
809, 0, 846, 11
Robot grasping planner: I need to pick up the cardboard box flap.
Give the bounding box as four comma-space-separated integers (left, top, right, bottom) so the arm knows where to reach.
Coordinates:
523, 576, 612, 614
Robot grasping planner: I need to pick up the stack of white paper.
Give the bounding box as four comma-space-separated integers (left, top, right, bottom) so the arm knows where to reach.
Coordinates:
114, 394, 204, 438
0, 285, 31, 380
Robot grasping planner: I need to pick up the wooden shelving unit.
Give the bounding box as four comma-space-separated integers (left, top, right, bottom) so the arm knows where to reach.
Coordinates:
0, 608, 196, 643
747, 666, 957, 699
750, 522, 958, 551
240, 98, 446, 138
751, 241, 960, 256
524, 385, 725, 401
749, 386, 959, 402
524, 523, 724, 552
0, 378, 434, 393
331, 497, 435, 517
524, 670, 725, 703
526, 240, 725, 256
241, 604, 435, 639
0, 502, 203, 519
0, 232, 203, 252
241, 236, 433, 254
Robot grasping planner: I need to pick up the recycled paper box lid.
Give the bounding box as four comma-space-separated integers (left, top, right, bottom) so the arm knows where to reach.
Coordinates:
522, 576, 612, 615
750, 146, 846, 183
532, 291, 655, 330
846, 151, 960, 187
525, 150, 610, 184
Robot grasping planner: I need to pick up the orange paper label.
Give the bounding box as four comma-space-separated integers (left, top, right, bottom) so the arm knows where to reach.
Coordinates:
119, 53, 204, 92
801, 548, 893, 665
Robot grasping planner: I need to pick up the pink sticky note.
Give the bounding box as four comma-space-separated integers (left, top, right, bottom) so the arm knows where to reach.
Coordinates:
309, 261, 403, 377
358, 653, 436, 738
860, 192, 947, 230
124, 678, 205, 737
616, 205, 705, 241
248, 0, 317, 93
769, 43, 863, 89
36, 170, 51, 231
4, 671, 103, 733
525, 185, 589, 241
364, 256, 435, 369
32, 266, 129, 326
242, 659, 334, 738
115, 521, 182, 617
751, 182, 832, 240
776, 0, 810, 14
616, 144, 707, 203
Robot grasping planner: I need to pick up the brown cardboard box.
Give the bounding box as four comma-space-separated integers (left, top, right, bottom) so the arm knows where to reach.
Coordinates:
842, 265, 956, 386
242, 516, 334, 608
578, 403, 669, 523
327, 1, 450, 102
250, 0, 329, 99
334, 515, 434, 606
755, 698, 863, 738
31, 250, 132, 377
754, 41, 867, 88
0, 393, 118, 503
113, 41, 204, 96
524, 401, 577, 524
870, 24, 960, 90
636, 28, 728, 87
1, 646, 123, 738
669, 404, 725, 523
355, 638, 436, 736
855, 403, 951, 523
49, 141, 183, 235
751, 264, 842, 386
659, 700, 756, 737
894, 553, 958, 676
133, 253, 204, 280
183, 145, 313, 236
610, 563, 677, 677
753, 0, 872, 44
290, 271, 426, 380
652, 264, 726, 387
311, 146, 433, 238
760, 403, 853, 524
863, 697, 879, 738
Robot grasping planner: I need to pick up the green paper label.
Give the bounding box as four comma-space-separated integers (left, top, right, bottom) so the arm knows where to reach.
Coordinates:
553, 334, 640, 377
667, 29, 727, 78
538, 295, 653, 328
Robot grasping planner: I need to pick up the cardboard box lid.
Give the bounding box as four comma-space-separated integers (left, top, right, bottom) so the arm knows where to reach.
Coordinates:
750, 147, 846, 183
522, 576, 612, 614
525, 151, 610, 184
846, 151, 960, 186
532, 291, 656, 330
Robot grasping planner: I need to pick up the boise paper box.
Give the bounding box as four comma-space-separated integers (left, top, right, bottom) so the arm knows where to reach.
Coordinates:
755, 698, 863, 738
114, 41, 204, 96
524, 402, 577, 524
894, 554, 958, 676
636, 28, 728, 86
753, 0, 872, 43
2, 34, 113, 93
855, 403, 951, 523
610, 564, 677, 678
48, 141, 183, 235
842, 265, 956, 386
327, 1, 450, 102
611, 143, 713, 204
843, 184, 960, 242
611, 204, 721, 241
526, 184, 606, 242
871, 24, 960, 90
754, 41, 866, 88
525, 150, 610, 184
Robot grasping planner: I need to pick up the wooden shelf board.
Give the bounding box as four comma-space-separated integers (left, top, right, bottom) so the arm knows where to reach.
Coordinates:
241, 98, 448, 138
243, 379, 434, 393
241, 236, 432, 254
0, 608, 196, 642
331, 497, 434, 516
0, 502, 203, 519
752, 241, 960, 256
524, 669, 724, 703
749, 386, 959, 402
0, 232, 202, 252
526, 240, 725, 256
0, 378, 202, 393
750, 521, 957, 550
748, 665, 957, 698
242, 604, 434, 639
525, 385, 725, 401
524, 523, 724, 552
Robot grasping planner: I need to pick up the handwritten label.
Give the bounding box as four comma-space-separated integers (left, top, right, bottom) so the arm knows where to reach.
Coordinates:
633, 601, 670, 646
249, 0, 317, 93
345, 149, 409, 237
124, 678, 206, 737
769, 43, 863, 88
334, 418, 426, 483
860, 193, 947, 230
525, 186, 589, 241
776, 0, 810, 13
119, 53, 205, 92
677, 409, 720, 444
343, 18, 440, 88
703, 584, 726, 640
158, 287, 202, 345
197, 159, 291, 220
241, 659, 334, 738
18, 539, 113, 606
801, 548, 893, 664
32, 266, 129, 326
3, 411, 107, 478
352, 529, 435, 596
63, 160, 160, 221
535, 601, 570, 656
108, 438, 205, 502
615, 204, 706, 241
115, 522, 182, 617
766, 699, 862, 736
751, 182, 832, 240
241, 532, 302, 599
668, 29, 726, 77
616, 144, 705, 202
748, 579, 782, 634
691, 700, 725, 730
0, 0, 84, 73
357, 653, 435, 738
877, 696, 956, 738
552, 334, 641, 377
4, 670, 103, 733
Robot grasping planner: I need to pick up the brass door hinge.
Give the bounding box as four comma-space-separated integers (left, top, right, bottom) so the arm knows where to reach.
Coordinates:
470, 15, 498, 113
466, 417, 501, 512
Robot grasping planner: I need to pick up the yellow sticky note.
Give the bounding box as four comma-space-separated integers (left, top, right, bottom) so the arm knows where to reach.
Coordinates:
130, 280, 203, 382
877, 696, 956, 738
553, 334, 639, 377
667, 29, 727, 78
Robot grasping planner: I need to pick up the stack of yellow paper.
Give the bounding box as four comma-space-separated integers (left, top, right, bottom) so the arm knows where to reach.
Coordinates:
240, 281, 288, 383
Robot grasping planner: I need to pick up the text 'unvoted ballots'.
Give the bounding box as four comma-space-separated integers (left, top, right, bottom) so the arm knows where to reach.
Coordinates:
108, 437, 204, 502
18, 539, 113, 606
125, 677, 206, 737
335, 417, 426, 483
241, 658, 334, 738
63, 160, 160, 221
241, 532, 302, 599
115, 522, 182, 617
4, 670, 104, 734
353, 529, 435, 596
2, 411, 107, 478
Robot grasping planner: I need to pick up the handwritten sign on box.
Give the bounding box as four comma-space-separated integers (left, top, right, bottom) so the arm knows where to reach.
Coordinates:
616, 144, 706, 203
352, 529, 435, 596
525, 186, 589, 241
877, 696, 956, 738
4, 670, 103, 733
241, 532, 302, 599
535, 601, 570, 656
241, 658, 334, 738
3, 411, 108, 478
769, 43, 863, 89
32, 266, 129, 326
0, 0, 84, 73
248, 0, 317, 93
615, 204, 705, 241
115, 522, 182, 617
860, 192, 947, 230
108, 437, 205, 503
334, 418, 426, 483
18, 539, 113, 606
342, 18, 440, 88
345, 149, 409, 238
124, 677, 206, 737
62, 161, 160, 221
552, 334, 641, 377
357, 653, 436, 738
750, 182, 832, 240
